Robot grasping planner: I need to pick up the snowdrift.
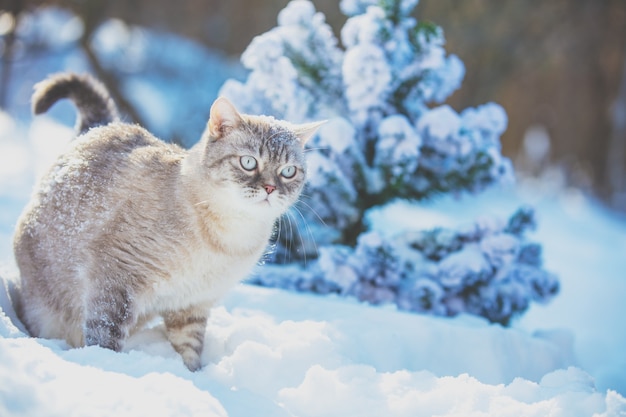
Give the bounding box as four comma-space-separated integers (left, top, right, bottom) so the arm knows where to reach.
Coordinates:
0, 5, 625, 414
1, 278, 624, 417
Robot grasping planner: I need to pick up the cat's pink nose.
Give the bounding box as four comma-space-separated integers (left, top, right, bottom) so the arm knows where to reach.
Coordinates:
264, 184, 276, 194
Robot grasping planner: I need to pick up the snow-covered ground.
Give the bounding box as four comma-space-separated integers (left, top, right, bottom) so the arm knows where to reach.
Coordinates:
1, 6, 626, 415
1, 112, 626, 416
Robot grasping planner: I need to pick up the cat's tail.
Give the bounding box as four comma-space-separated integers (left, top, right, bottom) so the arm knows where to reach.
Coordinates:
32, 72, 120, 135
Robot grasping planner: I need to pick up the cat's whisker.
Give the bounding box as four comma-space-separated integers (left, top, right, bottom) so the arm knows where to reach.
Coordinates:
285, 211, 297, 265
280, 216, 291, 265
289, 209, 310, 266
286, 206, 316, 266
276, 215, 288, 265
295, 210, 310, 265
285, 211, 301, 266
277, 216, 287, 263
295, 197, 328, 227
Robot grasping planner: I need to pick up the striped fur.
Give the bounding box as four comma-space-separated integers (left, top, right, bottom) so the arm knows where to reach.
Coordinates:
32, 73, 119, 134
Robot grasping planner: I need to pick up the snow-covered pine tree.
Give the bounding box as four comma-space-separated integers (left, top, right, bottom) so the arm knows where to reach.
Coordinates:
221, 0, 558, 324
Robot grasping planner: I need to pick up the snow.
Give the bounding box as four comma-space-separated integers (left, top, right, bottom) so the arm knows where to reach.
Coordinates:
370, 186, 626, 396
1, 112, 626, 416
1, 4, 626, 416
375, 114, 421, 178
416, 104, 461, 141
222, 0, 343, 122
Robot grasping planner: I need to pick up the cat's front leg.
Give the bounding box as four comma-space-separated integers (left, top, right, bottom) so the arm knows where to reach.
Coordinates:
163, 307, 209, 371
83, 285, 136, 352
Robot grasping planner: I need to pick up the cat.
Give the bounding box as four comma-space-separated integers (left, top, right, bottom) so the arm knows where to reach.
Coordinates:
13, 72, 323, 371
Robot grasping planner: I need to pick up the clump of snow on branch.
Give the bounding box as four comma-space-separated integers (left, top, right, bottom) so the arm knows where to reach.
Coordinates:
254, 206, 559, 325
221, 0, 344, 122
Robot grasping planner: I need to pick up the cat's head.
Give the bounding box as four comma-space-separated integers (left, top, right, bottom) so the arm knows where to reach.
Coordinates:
197, 97, 323, 217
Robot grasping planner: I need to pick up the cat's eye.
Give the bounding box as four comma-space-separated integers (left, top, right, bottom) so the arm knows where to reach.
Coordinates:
280, 165, 297, 179
240, 156, 257, 171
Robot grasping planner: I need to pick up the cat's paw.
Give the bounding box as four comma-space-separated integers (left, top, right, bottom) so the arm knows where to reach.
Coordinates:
182, 353, 203, 372
163, 310, 208, 372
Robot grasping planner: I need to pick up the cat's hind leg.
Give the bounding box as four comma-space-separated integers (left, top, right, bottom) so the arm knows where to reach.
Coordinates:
83, 284, 136, 352
163, 306, 208, 371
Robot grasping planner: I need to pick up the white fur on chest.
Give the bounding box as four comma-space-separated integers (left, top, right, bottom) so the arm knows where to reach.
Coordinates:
140, 181, 277, 316
148, 246, 260, 314
146, 209, 272, 315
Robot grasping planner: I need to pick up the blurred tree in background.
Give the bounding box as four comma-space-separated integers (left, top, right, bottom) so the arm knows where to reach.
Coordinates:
417, 0, 626, 210
1, 0, 626, 211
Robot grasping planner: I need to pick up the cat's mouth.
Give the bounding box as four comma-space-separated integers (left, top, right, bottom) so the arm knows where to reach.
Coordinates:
260, 196, 273, 207
247, 193, 273, 207
248, 191, 284, 211
257, 194, 282, 210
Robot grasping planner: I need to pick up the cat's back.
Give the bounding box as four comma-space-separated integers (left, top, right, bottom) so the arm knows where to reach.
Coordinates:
49, 122, 184, 196
16, 123, 185, 248
73, 122, 185, 177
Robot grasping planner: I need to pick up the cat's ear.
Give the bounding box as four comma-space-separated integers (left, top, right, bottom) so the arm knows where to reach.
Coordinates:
208, 97, 243, 139
293, 120, 326, 147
